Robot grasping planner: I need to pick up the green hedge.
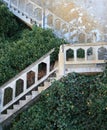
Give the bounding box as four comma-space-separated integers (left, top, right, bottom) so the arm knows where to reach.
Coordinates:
10, 70, 107, 130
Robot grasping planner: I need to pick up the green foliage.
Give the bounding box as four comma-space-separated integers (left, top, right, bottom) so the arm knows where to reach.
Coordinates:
77, 48, 85, 58
0, 1, 66, 86
0, 1, 18, 38
0, 26, 65, 86
10, 71, 107, 130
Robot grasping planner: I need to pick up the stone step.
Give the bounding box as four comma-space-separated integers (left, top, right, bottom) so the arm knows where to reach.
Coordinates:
44, 81, 51, 88
25, 95, 32, 101
32, 91, 39, 98
0, 114, 9, 123
13, 104, 21, 110
7, 109, 15, 115
19, 99, 29, 106
38, 86, 45, 93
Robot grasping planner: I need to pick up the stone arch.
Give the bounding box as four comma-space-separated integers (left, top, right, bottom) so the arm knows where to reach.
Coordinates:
27, 71, 35, 88
38, 62, 47, 80
11, 0, 18, 7
78, 33, 86, 43
15, 79, 24, 97
98, 47, 107, 60
62, 24, 68, 34
87, 47, 93, 60
26, 3, 33, 16
3, 87, 13, 106
87, 33, 92, 43
54, 19, 61, 31
19, 0, 26, 11
77, 48, 85, 58
87, 47, 93, 56
34, 8, 42, 21
47, 14, 53, 27
66, 49, 74, 61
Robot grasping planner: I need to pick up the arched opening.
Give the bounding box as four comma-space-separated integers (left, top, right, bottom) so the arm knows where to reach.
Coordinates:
15, 79, 24, 97
98, 47, 107, 60
77, 48, 85, 59
26, 3, 33, 16
27, 71, 35, 88
11, 0, 18, 7
54, 19, 61, 31
87, 47, 93, 60
19, 0, 26, 11
34, 8, 42, 21
62, 24, 68, 35
78, 33, 86, 43
3, 87, 13, 106
47, 14, 53, 27
38, 62, 47, 80
66, 49, 74, 61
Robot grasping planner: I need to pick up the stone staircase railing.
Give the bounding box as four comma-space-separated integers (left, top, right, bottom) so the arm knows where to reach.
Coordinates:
2, 0, 107, 43
58, 43, 107, 76
0, 49, 58, 123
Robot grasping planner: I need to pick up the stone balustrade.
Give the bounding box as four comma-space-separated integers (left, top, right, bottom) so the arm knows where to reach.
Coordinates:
58, 42, 107, 76
2, 0, 107, 43
0, 49, 56, 113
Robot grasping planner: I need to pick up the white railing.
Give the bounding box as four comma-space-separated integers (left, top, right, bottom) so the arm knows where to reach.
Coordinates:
0, 49, 57, 113
2, 0, 107, 43
58, 43, 107, 76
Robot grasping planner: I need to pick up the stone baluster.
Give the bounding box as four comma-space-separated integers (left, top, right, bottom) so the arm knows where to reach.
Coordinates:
85, 49, 87, 61
47, 56, 50, 75
58, 45, 65, 77
74, 49, 77, 61
12, 82, 16, 100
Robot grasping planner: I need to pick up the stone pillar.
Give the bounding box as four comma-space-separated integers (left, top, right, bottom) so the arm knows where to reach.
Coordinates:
95, 48, 98, 61
85, 49, 87, 61
34, 67, 38, 82
74, 49, 77, 61
58, 45, 65, 77
47, 56, 50, 74
23, 74, 27, 91
93, 47, 98, 61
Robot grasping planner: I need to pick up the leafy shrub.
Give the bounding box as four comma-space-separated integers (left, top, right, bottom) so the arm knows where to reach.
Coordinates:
0, 26, 66, 86
0, 1, 19, 38
10, 70, 107, 130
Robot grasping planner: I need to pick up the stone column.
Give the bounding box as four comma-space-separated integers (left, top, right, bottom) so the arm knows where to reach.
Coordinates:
74, 49, 77, 61
85, 49, 87, 61
93, 47, 98, 61
23, 74, 27, 91
47, 56, 50, 75
95, 48, 98, 61
12, 86, 15, 100
58, 45, 65, 77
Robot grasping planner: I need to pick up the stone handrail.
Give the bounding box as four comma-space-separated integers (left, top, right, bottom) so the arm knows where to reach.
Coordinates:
2, 0, 107, 43
58, 43, 107, 76
0, 49, 56, 113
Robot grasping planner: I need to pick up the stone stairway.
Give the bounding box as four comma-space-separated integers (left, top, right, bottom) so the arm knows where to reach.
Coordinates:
0, 75, 56, 124
2, 0, 106, 43
0, 42, 107, 128
0, 49, 58, 126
